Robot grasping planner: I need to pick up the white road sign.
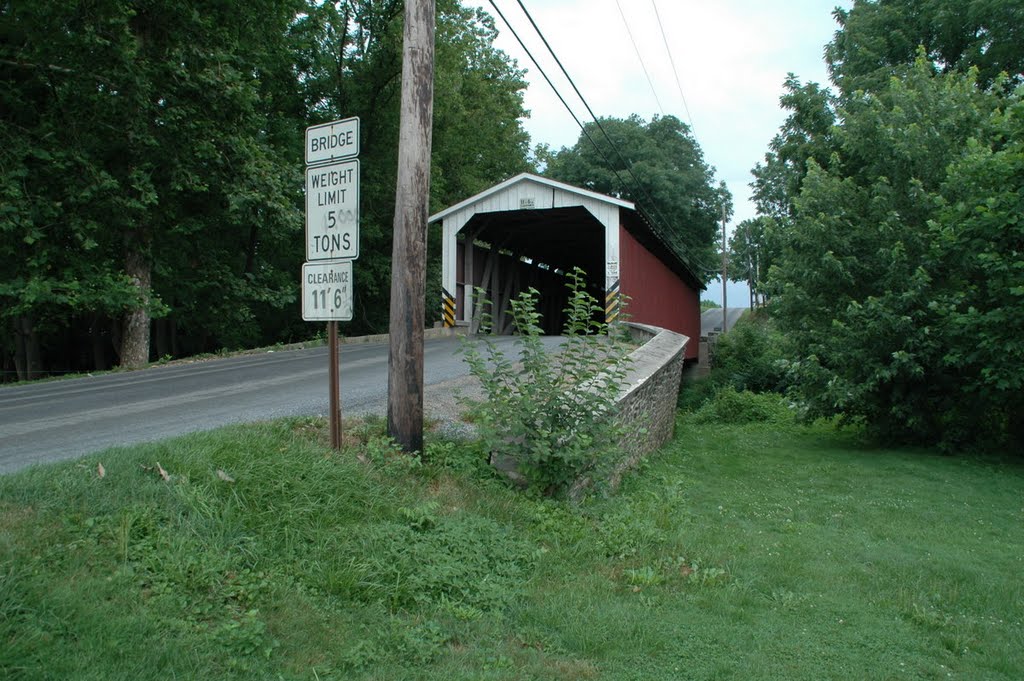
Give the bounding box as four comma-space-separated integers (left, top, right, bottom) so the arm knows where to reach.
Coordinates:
305, 117, 360, 166
306, 159, 359, 261
302, 261, 353, 322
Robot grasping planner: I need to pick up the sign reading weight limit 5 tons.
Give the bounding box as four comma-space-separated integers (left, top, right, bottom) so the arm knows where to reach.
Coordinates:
306, 159, 359, 261
302, 261, 353, 322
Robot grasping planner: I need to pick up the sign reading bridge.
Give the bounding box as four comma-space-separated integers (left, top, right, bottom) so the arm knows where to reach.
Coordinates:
305, 118, 360, 166
302, 116, 360, 322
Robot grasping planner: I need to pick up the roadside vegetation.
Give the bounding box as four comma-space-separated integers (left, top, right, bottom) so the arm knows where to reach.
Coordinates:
2, 1, 728, 382
461, 269, 632, 497
4, 397, 1023, 679
728, 0, 1024, 452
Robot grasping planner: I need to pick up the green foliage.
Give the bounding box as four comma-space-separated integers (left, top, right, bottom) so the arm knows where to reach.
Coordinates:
750, 76, 837, 223
750, 0, 1024, 449
294, 0, 533, 335
1, 0, 533, 378
710, 313, 792, 394
678, 312, 792, 418
3, 416, 1024, 678
690, 386, 796, 425
826, 0, 1024, 95
676, 374, 722, 413
728, 217, 777, 304
768, 62, 1022, 449
545, 114, 727, 279
460, 268, 630, 497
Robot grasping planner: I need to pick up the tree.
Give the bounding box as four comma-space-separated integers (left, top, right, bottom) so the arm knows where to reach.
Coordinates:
769, 60, 1019, 448
750, 76, 837, 223
745, 0, 1024, 449
925, 90, 1024, 446
290, 0, 532, 334
728, 217, 776, 307
1, 0, 533, 379
545, 115, 726, 279
826, 0, 1024, 96
1, 0, 306, 373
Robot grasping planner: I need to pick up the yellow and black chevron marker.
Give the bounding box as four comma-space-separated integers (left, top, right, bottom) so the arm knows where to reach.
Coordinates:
441, 288, 457, 328
605, 279, 621, 324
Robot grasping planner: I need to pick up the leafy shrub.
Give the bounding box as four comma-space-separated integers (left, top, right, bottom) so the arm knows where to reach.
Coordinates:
710, 311, 791, 394
678, 312, 791, 415
691, 386, 796, 425
460, 268, 631, 497
677, 374, 721, 412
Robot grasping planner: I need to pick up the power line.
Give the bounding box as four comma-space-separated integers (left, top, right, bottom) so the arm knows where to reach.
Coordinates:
487, 1, 719, 276
485, 0, 638, 206
510, 0, 705, 271
614, 0, 665, 116
652, 0, 695, 134
484, 1, 607, 162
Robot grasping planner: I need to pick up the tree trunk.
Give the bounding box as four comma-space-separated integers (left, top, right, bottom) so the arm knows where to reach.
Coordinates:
386, 0, 435, 455
90, 314, 110, 371
121, 246, 152, 368
13, 318, 27, 382
13, 316, 42, 381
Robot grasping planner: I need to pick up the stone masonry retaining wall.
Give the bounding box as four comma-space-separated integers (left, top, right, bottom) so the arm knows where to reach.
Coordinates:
485, 323, 688, 498
605, 323, 689, 489
566, 323, 688, 499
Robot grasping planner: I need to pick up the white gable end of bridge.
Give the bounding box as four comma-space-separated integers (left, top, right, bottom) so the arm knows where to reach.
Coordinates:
431, 173, 632, 324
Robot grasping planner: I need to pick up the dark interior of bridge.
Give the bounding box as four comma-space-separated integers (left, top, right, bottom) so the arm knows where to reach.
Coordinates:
457, 206, 607, 334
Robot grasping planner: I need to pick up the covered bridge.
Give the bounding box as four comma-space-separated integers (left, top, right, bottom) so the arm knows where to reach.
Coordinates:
429, 173, 703, 362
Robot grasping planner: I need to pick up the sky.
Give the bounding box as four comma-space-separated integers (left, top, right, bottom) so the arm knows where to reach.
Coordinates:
466, 0, 851, 306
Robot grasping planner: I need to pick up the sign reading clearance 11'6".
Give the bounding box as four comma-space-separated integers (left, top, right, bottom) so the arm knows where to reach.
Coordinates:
305, 117, 360, 261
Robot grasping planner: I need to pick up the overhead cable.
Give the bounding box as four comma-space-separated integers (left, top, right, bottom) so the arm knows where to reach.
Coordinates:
614, 0, 665, 116
652, 0, 696, 134
510, 0, 703, 270
484, 0, 609, 166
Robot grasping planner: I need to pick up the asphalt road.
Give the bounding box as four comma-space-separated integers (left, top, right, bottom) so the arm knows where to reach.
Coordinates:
0, 335, 556, 474
700, 307, 746, 337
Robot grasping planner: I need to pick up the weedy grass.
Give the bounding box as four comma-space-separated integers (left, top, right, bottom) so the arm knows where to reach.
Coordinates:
1, 416, 1022, 680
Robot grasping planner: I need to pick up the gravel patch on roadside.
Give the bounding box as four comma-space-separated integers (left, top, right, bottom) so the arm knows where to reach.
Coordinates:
423, 372, 484, 440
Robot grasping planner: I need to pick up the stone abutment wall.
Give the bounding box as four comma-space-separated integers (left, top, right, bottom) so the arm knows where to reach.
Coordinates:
606, 323, 688, 489
567, 323, 688, 499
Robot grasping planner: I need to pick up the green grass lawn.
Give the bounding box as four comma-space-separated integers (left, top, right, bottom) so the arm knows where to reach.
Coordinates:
2, 416, 1022, 680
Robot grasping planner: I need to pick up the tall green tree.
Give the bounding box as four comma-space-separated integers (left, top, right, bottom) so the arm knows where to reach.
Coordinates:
926, 89, 1024, 446
1, 0, 532, 378
728, 217, 776, 307
826, 0, 1024, 95
1, 0, 305, 374
750, 77, 837, 223
749, 0, 1024, 449
545, 114, 725, 279
771, 61, 1019, 447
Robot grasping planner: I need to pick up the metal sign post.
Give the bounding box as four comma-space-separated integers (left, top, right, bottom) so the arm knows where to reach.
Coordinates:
303, 116, 360, 450
327, 322, 342, 449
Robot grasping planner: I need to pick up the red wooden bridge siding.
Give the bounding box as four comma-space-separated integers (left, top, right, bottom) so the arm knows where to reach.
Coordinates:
619, 226, 700, 361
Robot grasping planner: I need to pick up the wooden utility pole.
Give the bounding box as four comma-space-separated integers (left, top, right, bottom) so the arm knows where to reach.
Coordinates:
387, 0, 435, 454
